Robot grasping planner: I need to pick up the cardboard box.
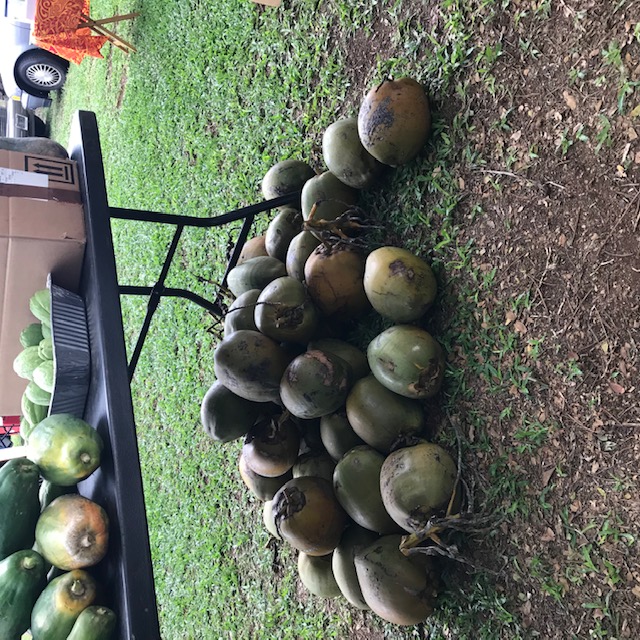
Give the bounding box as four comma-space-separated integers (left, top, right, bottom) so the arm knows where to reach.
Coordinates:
0, 150, 85, 415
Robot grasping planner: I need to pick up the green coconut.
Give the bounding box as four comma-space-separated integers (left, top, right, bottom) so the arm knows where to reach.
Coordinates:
265, 208, 303, 261
380, 442, 458, 533
262, 159, 316, 201
214, 330, 291, 403
263, 500, 281, 539
333, 445, 400, 534
238, 236, 269, 264
301, 171, 358, 222
254, 276, 318, 345
285, 230, 321, 282
272, 476, 348, 556
332, 524, 379, 609
354, 535, 439, 625
224, 289, 261, 338
226, 256, 287, 297
292, 451, 336, 482
238, 453, 292, 502
319, 410, 366, 462
200, 380, 264, 443
322, 117, 384, 189
242, 414, 300, 478
298, 552, 342, 599
280, 350, 350, 419
345, 375, 425, 453
367, 325, 445, 399
307, 338, 369, 381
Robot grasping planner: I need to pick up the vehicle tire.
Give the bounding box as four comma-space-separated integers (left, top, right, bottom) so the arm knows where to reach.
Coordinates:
15, 50, 68, 95
34, 116, 49, 137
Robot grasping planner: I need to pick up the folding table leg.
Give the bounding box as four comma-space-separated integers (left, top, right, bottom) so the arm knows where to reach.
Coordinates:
111, 190, 301, 379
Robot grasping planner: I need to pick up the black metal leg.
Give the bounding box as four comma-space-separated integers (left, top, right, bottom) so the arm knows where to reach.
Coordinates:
125, 225, 184, 381
221, 214, 255, 285
109, 191, 300, 227
119, 286, 225, 316
113, 189, 301, 380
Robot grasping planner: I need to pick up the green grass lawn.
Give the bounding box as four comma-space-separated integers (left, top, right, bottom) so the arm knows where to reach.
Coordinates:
48, 1, 536, 638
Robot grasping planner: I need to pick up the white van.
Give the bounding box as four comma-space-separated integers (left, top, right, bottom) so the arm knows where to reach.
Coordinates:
0, 0, 68, 103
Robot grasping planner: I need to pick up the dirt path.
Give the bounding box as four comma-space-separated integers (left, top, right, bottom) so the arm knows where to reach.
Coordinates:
337, 1, 639, 637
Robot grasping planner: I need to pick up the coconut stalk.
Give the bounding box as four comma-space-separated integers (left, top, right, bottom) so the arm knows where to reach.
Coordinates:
398, 413, 501, 569
304, 203, 381, 249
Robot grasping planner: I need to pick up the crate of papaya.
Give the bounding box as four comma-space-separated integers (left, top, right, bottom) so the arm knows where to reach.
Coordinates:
0, 415, 117, 639
4, 113, 159, 639
9, 277, 90, 443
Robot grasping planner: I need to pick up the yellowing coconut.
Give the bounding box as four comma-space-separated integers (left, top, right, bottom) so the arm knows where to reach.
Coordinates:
304, 244, 370, 320
357, 77, 431, 167
363, 246, 437, 322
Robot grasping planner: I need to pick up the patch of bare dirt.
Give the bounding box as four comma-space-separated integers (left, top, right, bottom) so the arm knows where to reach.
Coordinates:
334, 1, 639, 638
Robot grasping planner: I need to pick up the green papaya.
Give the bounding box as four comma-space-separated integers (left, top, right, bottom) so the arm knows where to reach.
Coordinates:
33, 360, 55, 394
20, 416, 36, 442
0, 458, 41, 560
22, 393, 48, 427
13, 345, 44, 380
25, 380, 52, 407
66, 605, 117, 640
39, 479, 77, 511
30, 289, 51, 325
0, 549, 47, 638
30, 570, 97, 640
38, 337, 54, 361
20, 322, 44, 348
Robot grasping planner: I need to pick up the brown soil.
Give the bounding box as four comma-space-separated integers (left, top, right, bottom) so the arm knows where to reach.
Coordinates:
330, 1, 639, 638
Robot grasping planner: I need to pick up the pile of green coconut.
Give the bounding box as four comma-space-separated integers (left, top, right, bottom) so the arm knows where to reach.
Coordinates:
201, 77, 464, 626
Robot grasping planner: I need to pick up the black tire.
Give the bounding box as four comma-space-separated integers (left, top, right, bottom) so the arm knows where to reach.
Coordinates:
15, 50, 68, 96
34, 115, 49, 137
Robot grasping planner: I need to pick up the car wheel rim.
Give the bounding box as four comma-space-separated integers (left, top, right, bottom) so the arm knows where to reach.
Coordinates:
26, 63, 62, 88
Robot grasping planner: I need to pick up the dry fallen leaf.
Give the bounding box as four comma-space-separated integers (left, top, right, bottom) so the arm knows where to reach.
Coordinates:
514, 320, 528, 335
563, 90, 577, 110
542, 467, 555, 487
632, 585, 640, 599
505, 310, 516, 326
540, 527, 556, 542
609, 381, 626, 394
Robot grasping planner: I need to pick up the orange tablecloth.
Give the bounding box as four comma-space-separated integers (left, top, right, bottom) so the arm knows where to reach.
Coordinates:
33, 0, 108, 64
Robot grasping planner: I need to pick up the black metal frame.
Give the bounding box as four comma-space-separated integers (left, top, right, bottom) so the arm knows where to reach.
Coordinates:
110, 194, 300, 381
66, 110, 304, 638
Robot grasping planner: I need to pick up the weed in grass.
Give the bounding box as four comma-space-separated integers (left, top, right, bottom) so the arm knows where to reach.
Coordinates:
555, 356, 583, 382
513, 416, 550, 453
568, 66, 586, 85
518, 38, 541, 60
